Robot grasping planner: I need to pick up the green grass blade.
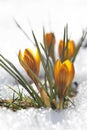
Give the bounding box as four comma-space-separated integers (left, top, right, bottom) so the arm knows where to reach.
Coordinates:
72, 30, 87, 62
14, 18, 34, 44
0, 54, 44, 106
32, 30, 46, 69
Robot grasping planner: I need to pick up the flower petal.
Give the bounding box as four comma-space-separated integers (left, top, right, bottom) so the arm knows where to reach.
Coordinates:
63, 60, 75, 85
45, 33, 55, 48
18, 50, 25, 67
58, 40, 64, 58
54, 59, 61, 85
68, 40, 75, 59
58, 40, 75, 60
58, 64, 69, 87
35, 48, 40, 74
54, 59, 75, 99
18, 48, 41, 82
24, 49, 38, 75
58, 64, 69, 98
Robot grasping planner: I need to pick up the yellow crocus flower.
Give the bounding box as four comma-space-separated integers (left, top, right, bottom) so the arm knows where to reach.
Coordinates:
45, 32, 56, 48
18, 48, 40, 82
54, 59, 75, 99
18, 48, 51, 107
58, 40, 76, 60
45, 32, 56, 62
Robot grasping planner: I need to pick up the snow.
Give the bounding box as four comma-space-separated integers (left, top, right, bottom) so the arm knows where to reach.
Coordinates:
0, 0, 87, 130
0, 82, 87, 130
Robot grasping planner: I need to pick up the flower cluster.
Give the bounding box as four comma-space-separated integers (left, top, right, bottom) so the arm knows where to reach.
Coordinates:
1, 23, 87, 110
18, 25, 76, 109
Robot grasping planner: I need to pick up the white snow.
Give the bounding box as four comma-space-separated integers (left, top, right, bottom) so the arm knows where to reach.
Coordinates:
0, 0, 87, 130
0, 82, 87, 130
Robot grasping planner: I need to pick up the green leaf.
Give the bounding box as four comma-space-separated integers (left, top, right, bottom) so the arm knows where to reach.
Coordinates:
72, 29, 87, 62
0, 54, 43, 106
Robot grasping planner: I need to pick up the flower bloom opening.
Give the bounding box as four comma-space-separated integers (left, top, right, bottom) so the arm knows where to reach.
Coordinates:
54, 59, 75, 99
18, 48, 40, 82
58, 40, 76, 60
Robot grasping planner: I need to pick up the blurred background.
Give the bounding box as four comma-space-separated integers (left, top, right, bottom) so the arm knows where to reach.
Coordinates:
0, 0, 87, 55
0, 0, 87, 83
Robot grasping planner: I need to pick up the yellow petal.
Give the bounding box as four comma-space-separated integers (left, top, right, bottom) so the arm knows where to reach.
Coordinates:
24, 49, 38, 75
68, 40, 75, 59
58, 64, 69, 98
18, 50, 23, 61
24, 48, 40, 75
18, 50, 35, 80
24, 48, 35, 63
58, 64, 69, 87
18, 48, 40, 82
35, 48, 40, 74
58, 40, 64, 58
45, 33, 55, 48
54, 59, 61, 85
63, 60, 75, 85
18, 50, 25, 67
54, 59, 75, 99
58, 40, 75, 59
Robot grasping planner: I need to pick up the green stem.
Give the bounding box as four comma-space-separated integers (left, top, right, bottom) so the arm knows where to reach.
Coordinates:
61, 27, 65, 62
59, 98, 64, 110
